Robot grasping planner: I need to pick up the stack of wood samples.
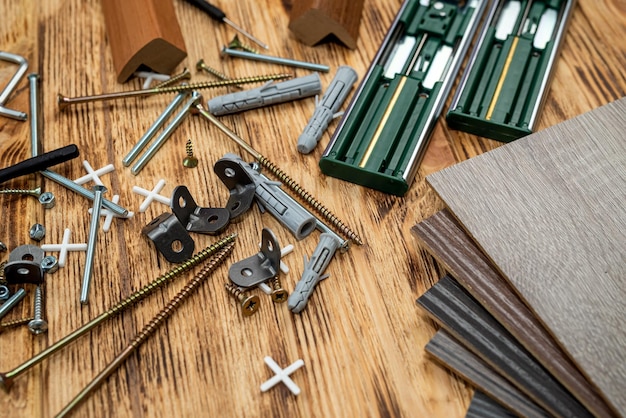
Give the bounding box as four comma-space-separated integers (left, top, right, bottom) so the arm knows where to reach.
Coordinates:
412, 97, 626, 417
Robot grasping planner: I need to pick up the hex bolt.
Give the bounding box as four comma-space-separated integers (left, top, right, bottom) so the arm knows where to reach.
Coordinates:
38, 191, 56, 209
29, 223, 46, 241
0, 187, 41, 197
80, 185, 107, 305
27, 286, 47, 335
0, 288, 27, 321
41, 256, 59, 274
183, 139, 198, 168
224, 282, 259, 316
269, 276, 288, 303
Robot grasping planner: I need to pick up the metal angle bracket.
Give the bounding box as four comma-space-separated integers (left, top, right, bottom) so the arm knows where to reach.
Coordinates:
4, 245, 44, 284
229, 228, 281, 288
171, 185, 230, 234
141, 213, 195, 263
213, 157, 256, 220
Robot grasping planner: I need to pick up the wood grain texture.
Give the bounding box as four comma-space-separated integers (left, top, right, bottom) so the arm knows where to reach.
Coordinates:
426, 330, 550, 418
411, 209, 616, 418
0, 0, 624, 417
428, 97, 626, 416
417, 275, 592, 418
466, 391, 517, 418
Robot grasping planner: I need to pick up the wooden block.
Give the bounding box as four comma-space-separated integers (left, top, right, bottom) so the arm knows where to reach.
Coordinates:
425, 330, 550, 418
427, 97, 626, 416
417, 275, 592, 417
466, 391, 517, 418
102, 0, 187, 83
288, 0, 365, 49
411, 209, 617, 418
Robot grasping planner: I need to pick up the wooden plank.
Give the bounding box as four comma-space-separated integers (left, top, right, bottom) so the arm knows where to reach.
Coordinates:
425, 330, 550, 418
411, 209, 616, 418
466, 391, 517, 418
417, 275, 592, 418
427, 97, 626, 416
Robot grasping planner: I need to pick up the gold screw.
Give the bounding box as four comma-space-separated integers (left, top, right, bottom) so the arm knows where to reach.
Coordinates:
196, 59, 243, 90
228, 35, 259, 54
269, 276, 288, 303
153, 68, 192, 89
0, 186, 41, 197
183, 139, 199, 168
224, 282, 259, 316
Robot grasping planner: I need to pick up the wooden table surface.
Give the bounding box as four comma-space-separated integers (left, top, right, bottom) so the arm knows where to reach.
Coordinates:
0, 1, 624, 417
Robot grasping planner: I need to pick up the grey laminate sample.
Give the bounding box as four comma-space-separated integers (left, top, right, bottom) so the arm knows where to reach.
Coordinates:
466, 391, 517, 418
427, 97, 626, 415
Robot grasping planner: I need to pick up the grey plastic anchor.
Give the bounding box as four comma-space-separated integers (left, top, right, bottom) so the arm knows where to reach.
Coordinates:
207, 73, 322, 116
297, 66, 358, 154
288, 232, 343, 313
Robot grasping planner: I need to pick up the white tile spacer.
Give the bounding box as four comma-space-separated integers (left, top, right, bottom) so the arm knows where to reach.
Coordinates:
134, 71, 170, 89
88, 194, 134, 232
132, 179, 171, 213
260, 356, 305, 396
41, 228, 87, 268
73, 160, 115, 186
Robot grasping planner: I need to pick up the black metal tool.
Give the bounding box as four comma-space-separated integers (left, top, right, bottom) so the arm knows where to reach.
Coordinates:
0, 144, 79, 184
181, 0, 269, 49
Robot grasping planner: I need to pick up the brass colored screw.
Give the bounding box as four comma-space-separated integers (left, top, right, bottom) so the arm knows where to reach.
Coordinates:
183, 139, 199, 168
228, 35, 259, 54
57, 74, 292, 110
54, 241, 235, 418
0, 186, 41, 197
269, 276, 288, 303
0, 234, 237, 392
196, 59, 243, 90
224, 282, 259, 316
0, 317, 35, 333
153, 67, 192, 89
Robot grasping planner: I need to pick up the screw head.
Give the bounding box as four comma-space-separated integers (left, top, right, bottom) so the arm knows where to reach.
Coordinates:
271, 288, 288, 303
241, 295, 260, 316
183, 156, 199, 168
27, 318, 48, 335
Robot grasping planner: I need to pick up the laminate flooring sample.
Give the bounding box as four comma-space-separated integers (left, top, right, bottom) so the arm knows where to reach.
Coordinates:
425, 330, 550, 418
466, 391, 517, 418
411, 210, 616, 418
427, 97, 626, 416
417, 275, 592, 417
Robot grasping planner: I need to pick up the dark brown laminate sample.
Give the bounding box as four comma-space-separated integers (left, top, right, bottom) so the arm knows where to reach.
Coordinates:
411, 209, 616, 418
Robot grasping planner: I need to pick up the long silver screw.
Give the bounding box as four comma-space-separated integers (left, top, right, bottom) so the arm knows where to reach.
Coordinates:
80, 185, 107, 304
27, 286, 47, 334
40, 170, 128, 217
122, 89, 190, 167
0, 289, 27, 321
221, 47, 330, 73
28, 73, 42, 157
130, 92, 202, 175
0, 187, 41, 197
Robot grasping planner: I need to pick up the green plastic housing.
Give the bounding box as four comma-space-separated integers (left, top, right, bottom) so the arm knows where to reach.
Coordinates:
319, 0, 486, 196
446, 0, 575, 143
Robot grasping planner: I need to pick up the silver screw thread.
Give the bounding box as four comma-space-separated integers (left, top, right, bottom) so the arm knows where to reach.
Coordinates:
33, 286, 43, 320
